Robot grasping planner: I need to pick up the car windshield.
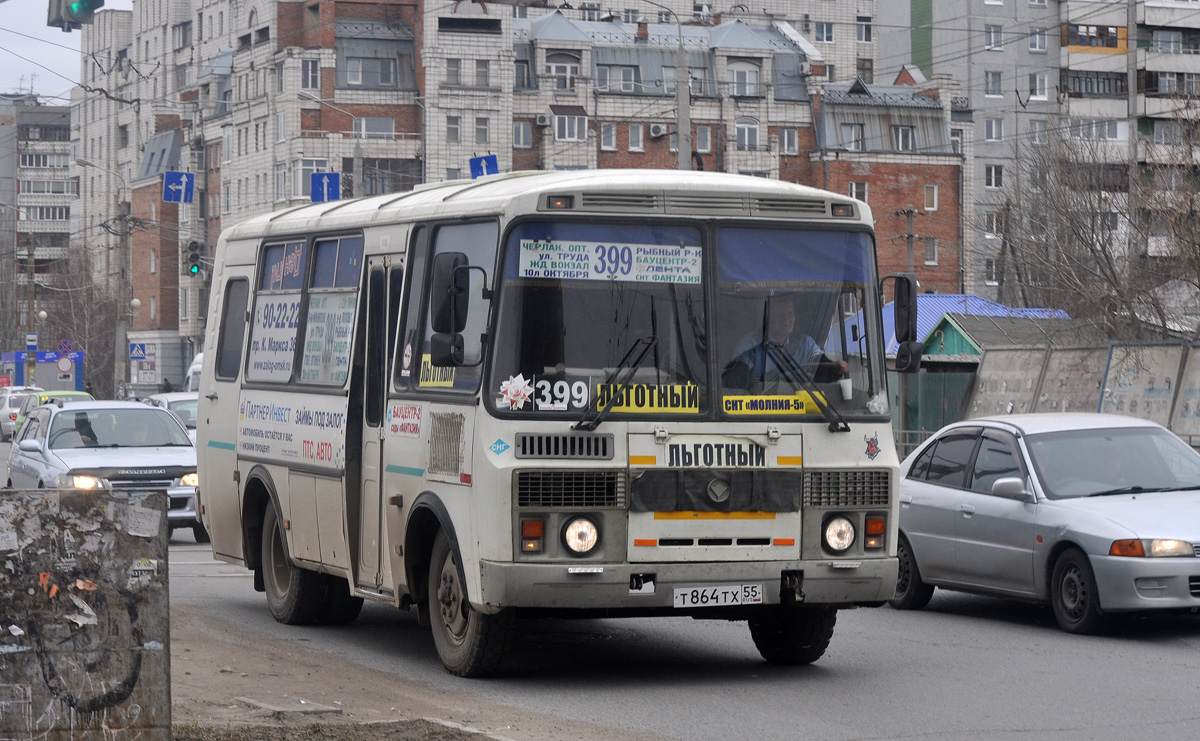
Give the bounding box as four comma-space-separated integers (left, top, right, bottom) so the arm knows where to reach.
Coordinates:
1026, 426, 1200, 499
168, 399, 198, 429
48, 408, 191, 449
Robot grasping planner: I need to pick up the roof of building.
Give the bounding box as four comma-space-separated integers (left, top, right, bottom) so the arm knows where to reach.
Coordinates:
936, 312, 1109, 352
879, 294, 1071, 353
822, 78, 943, 109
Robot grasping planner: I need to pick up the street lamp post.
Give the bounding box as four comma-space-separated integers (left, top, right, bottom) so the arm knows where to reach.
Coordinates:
76, 158, 131, 396
644, 0, 692, 171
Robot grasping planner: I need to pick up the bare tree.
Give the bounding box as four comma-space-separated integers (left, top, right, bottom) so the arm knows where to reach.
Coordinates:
40, 247, 119, 398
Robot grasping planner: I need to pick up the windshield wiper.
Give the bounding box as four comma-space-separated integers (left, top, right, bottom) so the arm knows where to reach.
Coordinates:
573, 336, 658, 432
763, 341, 850, 433
1086, 485, 1172, 497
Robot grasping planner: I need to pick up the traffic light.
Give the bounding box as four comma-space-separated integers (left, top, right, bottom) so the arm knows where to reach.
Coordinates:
64, 0, 104, 23
47, 0, 77, 31
186, 241, 202, 275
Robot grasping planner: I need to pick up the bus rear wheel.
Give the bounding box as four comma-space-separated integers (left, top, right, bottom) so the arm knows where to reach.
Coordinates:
748, 606, 837, 666
428, 530, 514, 677
261, 505, 327, 625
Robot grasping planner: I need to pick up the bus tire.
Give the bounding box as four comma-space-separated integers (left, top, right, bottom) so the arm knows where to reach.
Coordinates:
428, 530, 515, 677
261, 504, 327, 625
319, 576, 364, 626
748, 606, 837, 666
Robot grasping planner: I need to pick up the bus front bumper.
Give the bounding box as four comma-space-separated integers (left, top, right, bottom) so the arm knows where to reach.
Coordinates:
476, 557, 897, 611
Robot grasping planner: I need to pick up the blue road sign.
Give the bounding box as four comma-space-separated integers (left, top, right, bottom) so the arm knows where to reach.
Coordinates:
25, 332, 36, 352
162, 171, 195, 203
129, 343, 147, 360
469, 155, 499, 179
311, 172, 341, 203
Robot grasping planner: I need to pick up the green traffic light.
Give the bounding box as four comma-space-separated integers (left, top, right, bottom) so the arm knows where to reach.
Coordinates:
65, 0, 104, 22
189, 263, 201, 275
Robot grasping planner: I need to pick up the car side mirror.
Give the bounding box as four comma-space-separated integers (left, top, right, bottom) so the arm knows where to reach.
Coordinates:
991, 477, 1029, 500
18, 439, 43, 454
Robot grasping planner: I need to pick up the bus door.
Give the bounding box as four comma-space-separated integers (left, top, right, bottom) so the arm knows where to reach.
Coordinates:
200, 269, 252, 560
355, 258, 396, 591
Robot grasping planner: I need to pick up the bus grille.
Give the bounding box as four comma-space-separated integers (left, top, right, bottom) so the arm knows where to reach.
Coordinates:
514, 433, 613, 460
752, 197, 829, 216
803, 470, 890, 507
581, 193, 661, 211
515, 471, 625, 508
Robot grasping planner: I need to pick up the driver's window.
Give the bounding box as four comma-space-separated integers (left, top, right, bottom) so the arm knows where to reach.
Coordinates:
969, 433, 1022, 494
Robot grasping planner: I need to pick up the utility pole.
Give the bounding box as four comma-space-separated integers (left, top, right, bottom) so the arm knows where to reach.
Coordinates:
24, 227, 35, 385
645, 0, 691, 170
897, 206, 917, 272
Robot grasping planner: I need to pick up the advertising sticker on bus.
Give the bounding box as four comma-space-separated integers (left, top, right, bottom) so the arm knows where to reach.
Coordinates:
518, 240, 700, 284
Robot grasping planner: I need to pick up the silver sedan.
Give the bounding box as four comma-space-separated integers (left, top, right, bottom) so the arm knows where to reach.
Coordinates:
892, 413, 1200, 633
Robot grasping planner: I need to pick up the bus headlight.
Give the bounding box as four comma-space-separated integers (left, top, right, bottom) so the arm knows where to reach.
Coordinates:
562, 516, 599, 556
180, 472, 199, 487
823, 516, 855, 553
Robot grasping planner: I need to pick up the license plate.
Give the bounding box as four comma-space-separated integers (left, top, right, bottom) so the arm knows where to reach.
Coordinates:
673, 583, 763, 608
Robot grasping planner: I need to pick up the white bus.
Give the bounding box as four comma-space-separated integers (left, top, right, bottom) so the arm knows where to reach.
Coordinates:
196, 170, 921, 676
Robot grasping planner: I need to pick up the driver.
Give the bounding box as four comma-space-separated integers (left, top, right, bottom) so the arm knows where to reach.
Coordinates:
723, 296, 848, 391
73, 412, 98, 446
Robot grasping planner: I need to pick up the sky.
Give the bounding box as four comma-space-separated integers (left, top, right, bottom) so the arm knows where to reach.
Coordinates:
0, 0, 133, 103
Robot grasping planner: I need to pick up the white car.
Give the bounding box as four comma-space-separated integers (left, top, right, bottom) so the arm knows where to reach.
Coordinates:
6, 400, 208, 543
893, 413, 1200, 634
0, 386, 41, 441
144, 391, 199, 444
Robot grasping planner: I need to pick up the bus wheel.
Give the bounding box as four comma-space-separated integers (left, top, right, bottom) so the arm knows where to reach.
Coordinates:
319, 576, 364, 626
261, 505, 327, 625
428, 530, 515, 677
748, 606, 837, 666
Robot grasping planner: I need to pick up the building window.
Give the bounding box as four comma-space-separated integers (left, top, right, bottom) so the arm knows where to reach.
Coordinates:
180, 287, 189, 321
514, 120, 532, 148
581, 2, 600, 21
275, 162, 287, 201
856, 16, 872, 43
1153, 29, 1182, 53
629, 124, 644, 151
985, 71, 1002, 96
923, 237, 938, 266
447, 116, 461, 144
1030, 119, 1047, 144
514, 60, 532, 89
513, 5, 528, 17
727, 60, 760, 96
1029, 28, 1047, 53
842, 123, 864, 151
984, 212, 1004, 237
849, 181, 867, 202
985, 165, 1004, 189
150, 297, 157, 321
600, 122, 616, 150
1068, 24, 1122, 49
149, 250, 157, 274
985, 259, 998, 285
276, 113, 286, 142
1069, 118, 1119, 140
782, 128, 798, 155
356, 117, 395, 139
301, 59, 319, 89
447, 169, 461, 180
446, 58, 461, 85
736, 118, 759, 150
826, 64, 836, 82
985, 118, 1003, 142
695, 125, 711, 153
291, 159, 328, 199
950, 128, 963, 154
1029, 72, 1048, 100
856, 58, 874, 83
173, 21, 192, 50
476, 60, 490, 87
924, 184, 938, 211
892, 125, 915, 151
345, 58, 396, 87
624, 8, 640, 22
475, 117, 490, 144
596, 66, 610, 90
555, 114, 586, 141
546, 52, 580, 89
985, 25, 1003, 49
816, 22, 834, 43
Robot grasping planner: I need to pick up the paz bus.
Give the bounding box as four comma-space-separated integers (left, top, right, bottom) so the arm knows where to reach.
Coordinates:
196, 169, 921, 676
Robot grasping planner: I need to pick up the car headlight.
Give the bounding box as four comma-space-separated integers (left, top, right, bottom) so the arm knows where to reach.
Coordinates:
56, 474, 108, 490
1110, 539, 1194, 557
180, 472, 199, 487
823, 516, 856, 553
562, 516, 600, 556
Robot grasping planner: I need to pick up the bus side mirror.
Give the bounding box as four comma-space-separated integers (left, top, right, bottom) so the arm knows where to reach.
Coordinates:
884, 272, 922, 374
431, 252, 470, 334
430, 332, 465, 367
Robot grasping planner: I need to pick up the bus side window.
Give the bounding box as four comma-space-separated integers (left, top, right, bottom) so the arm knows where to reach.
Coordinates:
216, 279, 250, 380
395, 226, 429, 390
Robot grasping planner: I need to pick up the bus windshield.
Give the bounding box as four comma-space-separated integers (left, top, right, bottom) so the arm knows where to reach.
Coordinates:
489, 221, 886, 419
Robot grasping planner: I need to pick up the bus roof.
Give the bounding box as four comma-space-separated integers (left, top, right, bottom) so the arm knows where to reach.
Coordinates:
220, 169, 871, 243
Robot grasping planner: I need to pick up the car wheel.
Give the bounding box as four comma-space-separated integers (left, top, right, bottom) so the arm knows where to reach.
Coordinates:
748, 606, 837, 665
319, 576, 364, 626
261, 504, 327, 625
192, 522, 211, 544
1051, 548, 1109, 635
890, 535, 935, 610
428, 530, 515, 677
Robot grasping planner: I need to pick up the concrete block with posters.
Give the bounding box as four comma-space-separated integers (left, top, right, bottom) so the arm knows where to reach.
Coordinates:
0, 490, 170, 740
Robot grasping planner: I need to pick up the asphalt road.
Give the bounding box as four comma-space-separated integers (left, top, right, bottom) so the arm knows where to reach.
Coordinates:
169, 530, 1200, 741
